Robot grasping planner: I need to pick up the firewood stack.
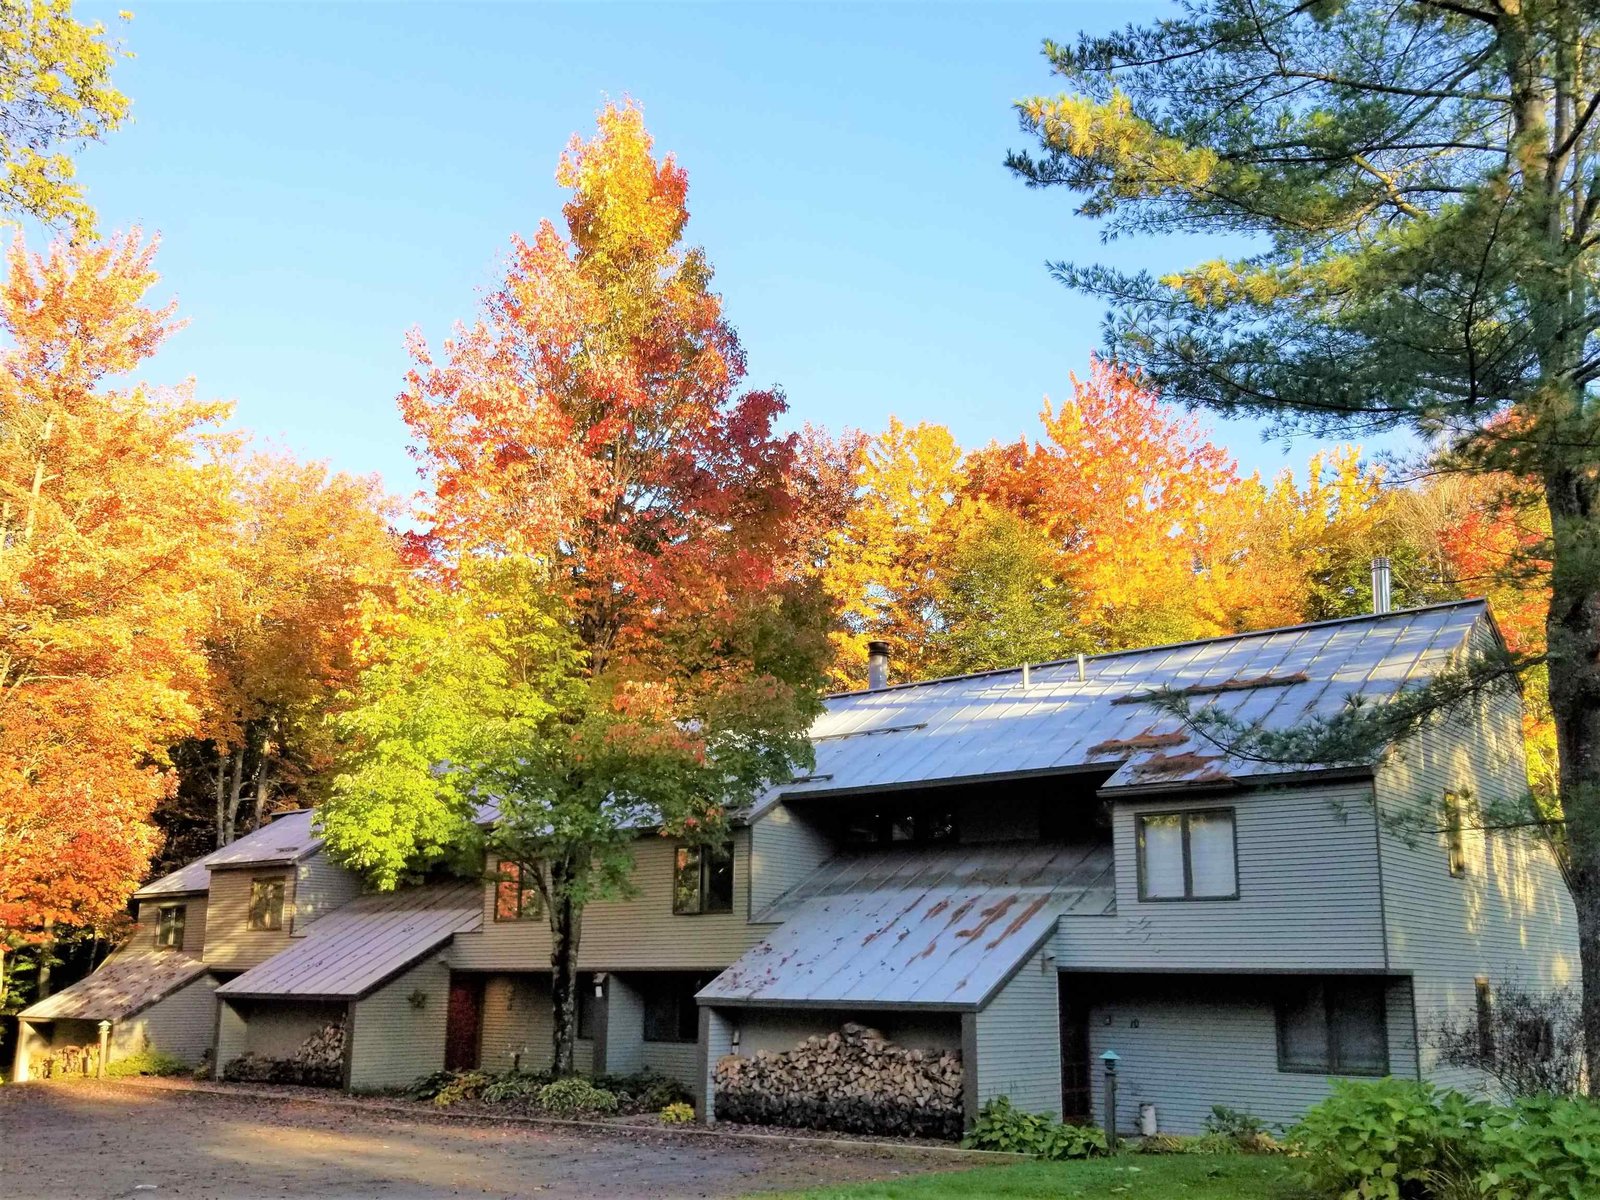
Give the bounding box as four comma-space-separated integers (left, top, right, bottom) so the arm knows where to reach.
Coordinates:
220, 1020, 346, 1087
714, 1022, 963, 1139
294, 1022, 346, 1074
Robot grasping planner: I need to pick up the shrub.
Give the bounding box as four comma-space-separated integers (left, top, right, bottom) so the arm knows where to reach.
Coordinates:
1289, 1078, 1492, 1200
1206, 1104, 1269, 1140
432, 1070, 490, 1108
1475, 1095, 1600, 1199
105, 1050, 187, 1078
660, 1101, 695, 1124
404, 1069, 458, 1101
962, 1096, 1106, 1159
535, 1076, 619, 1116
481, 1069, 553, 1105
593, 1069, 692, 1113
1431, 983, 1586, 1101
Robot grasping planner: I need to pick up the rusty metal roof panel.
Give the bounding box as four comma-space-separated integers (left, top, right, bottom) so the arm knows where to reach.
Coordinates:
750, 602, 1488, 811
20, 950, 210, 1022
215, 882, 482, 1000
700, 843, 1113, 1011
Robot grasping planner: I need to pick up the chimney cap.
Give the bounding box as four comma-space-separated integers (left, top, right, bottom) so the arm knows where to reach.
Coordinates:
867, 640, 890, 655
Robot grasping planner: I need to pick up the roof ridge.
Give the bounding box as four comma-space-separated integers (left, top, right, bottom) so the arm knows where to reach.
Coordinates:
825, 598, 1490, 699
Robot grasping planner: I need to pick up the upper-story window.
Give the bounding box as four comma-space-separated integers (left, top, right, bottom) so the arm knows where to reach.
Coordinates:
841, 799, 958, 847
1444, 791, 1468, 877
673, 842, 734, 915
247, 878, 285, 931
494, 859, 540, 921
1136, 808, 1238, 900
154, 903, 186, 950
1277, 979, 1388, 1076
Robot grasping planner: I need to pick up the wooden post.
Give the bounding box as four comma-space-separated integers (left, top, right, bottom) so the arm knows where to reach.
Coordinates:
97, 1020, 111, 1078
1101, 1050, 1120, 1150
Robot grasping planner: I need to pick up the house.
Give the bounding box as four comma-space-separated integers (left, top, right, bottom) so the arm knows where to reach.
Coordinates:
15, 600, 1579, 1138
10, 810, 360, 1080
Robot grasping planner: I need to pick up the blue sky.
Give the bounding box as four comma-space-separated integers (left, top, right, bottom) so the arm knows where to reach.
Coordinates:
72, 2, 1362, 501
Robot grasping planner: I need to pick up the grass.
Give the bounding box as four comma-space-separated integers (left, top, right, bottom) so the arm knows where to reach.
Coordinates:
755, 1153, 1309, 1200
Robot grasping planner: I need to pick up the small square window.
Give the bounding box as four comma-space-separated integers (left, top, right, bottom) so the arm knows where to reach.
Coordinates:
673, 842, 734, 915
1136, 809, 1237, 900
494, 860, 540, 921
247, 879, 285, 931
155, 904, 186, 950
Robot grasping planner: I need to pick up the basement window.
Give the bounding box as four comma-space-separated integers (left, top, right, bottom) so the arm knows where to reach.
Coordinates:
1136, 809, 1237, 900
247, 878, 285, 931
154, 904, 186, 950
641, 972, 716, 1043
673, 842, 734, 915
1277, 980, 1389, 1076
494, 859, 540, 921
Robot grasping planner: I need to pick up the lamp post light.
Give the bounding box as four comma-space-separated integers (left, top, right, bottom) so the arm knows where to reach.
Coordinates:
1100, 1050, 1121, 1152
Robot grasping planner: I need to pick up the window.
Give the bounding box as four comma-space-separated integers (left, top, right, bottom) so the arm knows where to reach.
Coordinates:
840, 799, 958, 847
1475, 977, 1495, 1060
1277, 980, 1389, 1075
247, 878, 285, 931
641, 972, 715, 1043
154, 904, 186, 950
494, 859, 540, 922
1136, 809, 1237, 900
577, 973, 599, 1041
673, 842, 734, 915
1445, 792, 1468, 876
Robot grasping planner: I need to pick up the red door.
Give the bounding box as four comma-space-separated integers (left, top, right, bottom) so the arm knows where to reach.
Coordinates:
444, 975, 484, 1071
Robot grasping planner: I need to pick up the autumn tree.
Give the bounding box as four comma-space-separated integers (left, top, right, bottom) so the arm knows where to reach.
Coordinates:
0, 232, 228, 997
1011, 0, 1600, 1068
0, 1, 129, 233
321, 102, 831, 1073
166, 454, 399, 852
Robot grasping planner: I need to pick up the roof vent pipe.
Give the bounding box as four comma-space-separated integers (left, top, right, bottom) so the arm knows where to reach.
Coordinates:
1371, 556, 1393, 615
1021, 662, 1031, 689
866, 640, 891, 691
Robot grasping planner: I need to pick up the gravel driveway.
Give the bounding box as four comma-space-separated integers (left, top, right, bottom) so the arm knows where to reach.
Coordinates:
0, 1081, 950, 1200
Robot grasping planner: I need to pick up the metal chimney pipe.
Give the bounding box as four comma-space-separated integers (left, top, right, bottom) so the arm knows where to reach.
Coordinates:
1371, 556, 1392, 615
866, 640, 890, 690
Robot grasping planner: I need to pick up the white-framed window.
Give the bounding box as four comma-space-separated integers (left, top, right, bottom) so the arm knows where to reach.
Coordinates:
155, 903, 186, 950
1136, 808, 1238, 900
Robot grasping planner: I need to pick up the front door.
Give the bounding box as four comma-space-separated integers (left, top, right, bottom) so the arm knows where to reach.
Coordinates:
1060, 985, 1092, 1122
444, 975, 484, 1071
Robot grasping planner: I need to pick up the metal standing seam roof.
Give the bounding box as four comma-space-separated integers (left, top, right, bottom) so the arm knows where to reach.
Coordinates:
750, 601, 1491, 813
215, 882, 482, 1001
699, 842, 1114, 1011
19, 950, 210, 1022
134, 811, 325, 899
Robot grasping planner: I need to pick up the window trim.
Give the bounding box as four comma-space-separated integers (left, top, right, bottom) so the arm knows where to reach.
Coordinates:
672, 841, 735, 916
1135, 808, 1240, 902
246, 877, 286, 932
154, 903, 186, 950
1445, 791, 1468, 877
1275, 980, 1390, 1077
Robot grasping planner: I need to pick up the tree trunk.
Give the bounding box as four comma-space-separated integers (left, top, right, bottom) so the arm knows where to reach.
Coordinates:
546, 860, 585, 1077
213, 751, 227, 850
34, 920, 55, 1000
217, 744, 245, 846
1544, 466, 1600, 1093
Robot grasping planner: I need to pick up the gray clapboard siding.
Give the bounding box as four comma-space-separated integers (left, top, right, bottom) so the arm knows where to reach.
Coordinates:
972, 948, 1060, 1116
748, 806, 834, 917
215, 998, 343, 1062
478, 973, 594, 1074
601, 974, 646, 1075
293, 851, 363, 935
348, 957, 449, 1090
1054, 782, 1386, 971
112, 972, 220, 1065
203, 867, 296, 969
1375, 622, 1579, 1095
452, 832, 761, 972
1078, 975, 1417, 1135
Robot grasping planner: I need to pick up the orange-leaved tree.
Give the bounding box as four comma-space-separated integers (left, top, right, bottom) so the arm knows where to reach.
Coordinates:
0, 232, 229, 995
323, 101, 833, 1072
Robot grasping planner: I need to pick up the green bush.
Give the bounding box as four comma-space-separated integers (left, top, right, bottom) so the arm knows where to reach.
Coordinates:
593, 1069, 693, 1113
1289, 1079, 1492, 1200
104, 1050, 187, 1078
1476, 1096, 1600, 1199
481, 1069, 553, 1105
432, 1070, 490, 1108
660, 1101, 695, 1124
404, 1069, 458, 1101
962, 1096, 1106, 1159
535, 1076, 619, 1116
1207, 1104, 1269, 1140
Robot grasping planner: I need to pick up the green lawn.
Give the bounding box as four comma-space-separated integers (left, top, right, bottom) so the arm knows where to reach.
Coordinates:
755, 1154, 1310, 1200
